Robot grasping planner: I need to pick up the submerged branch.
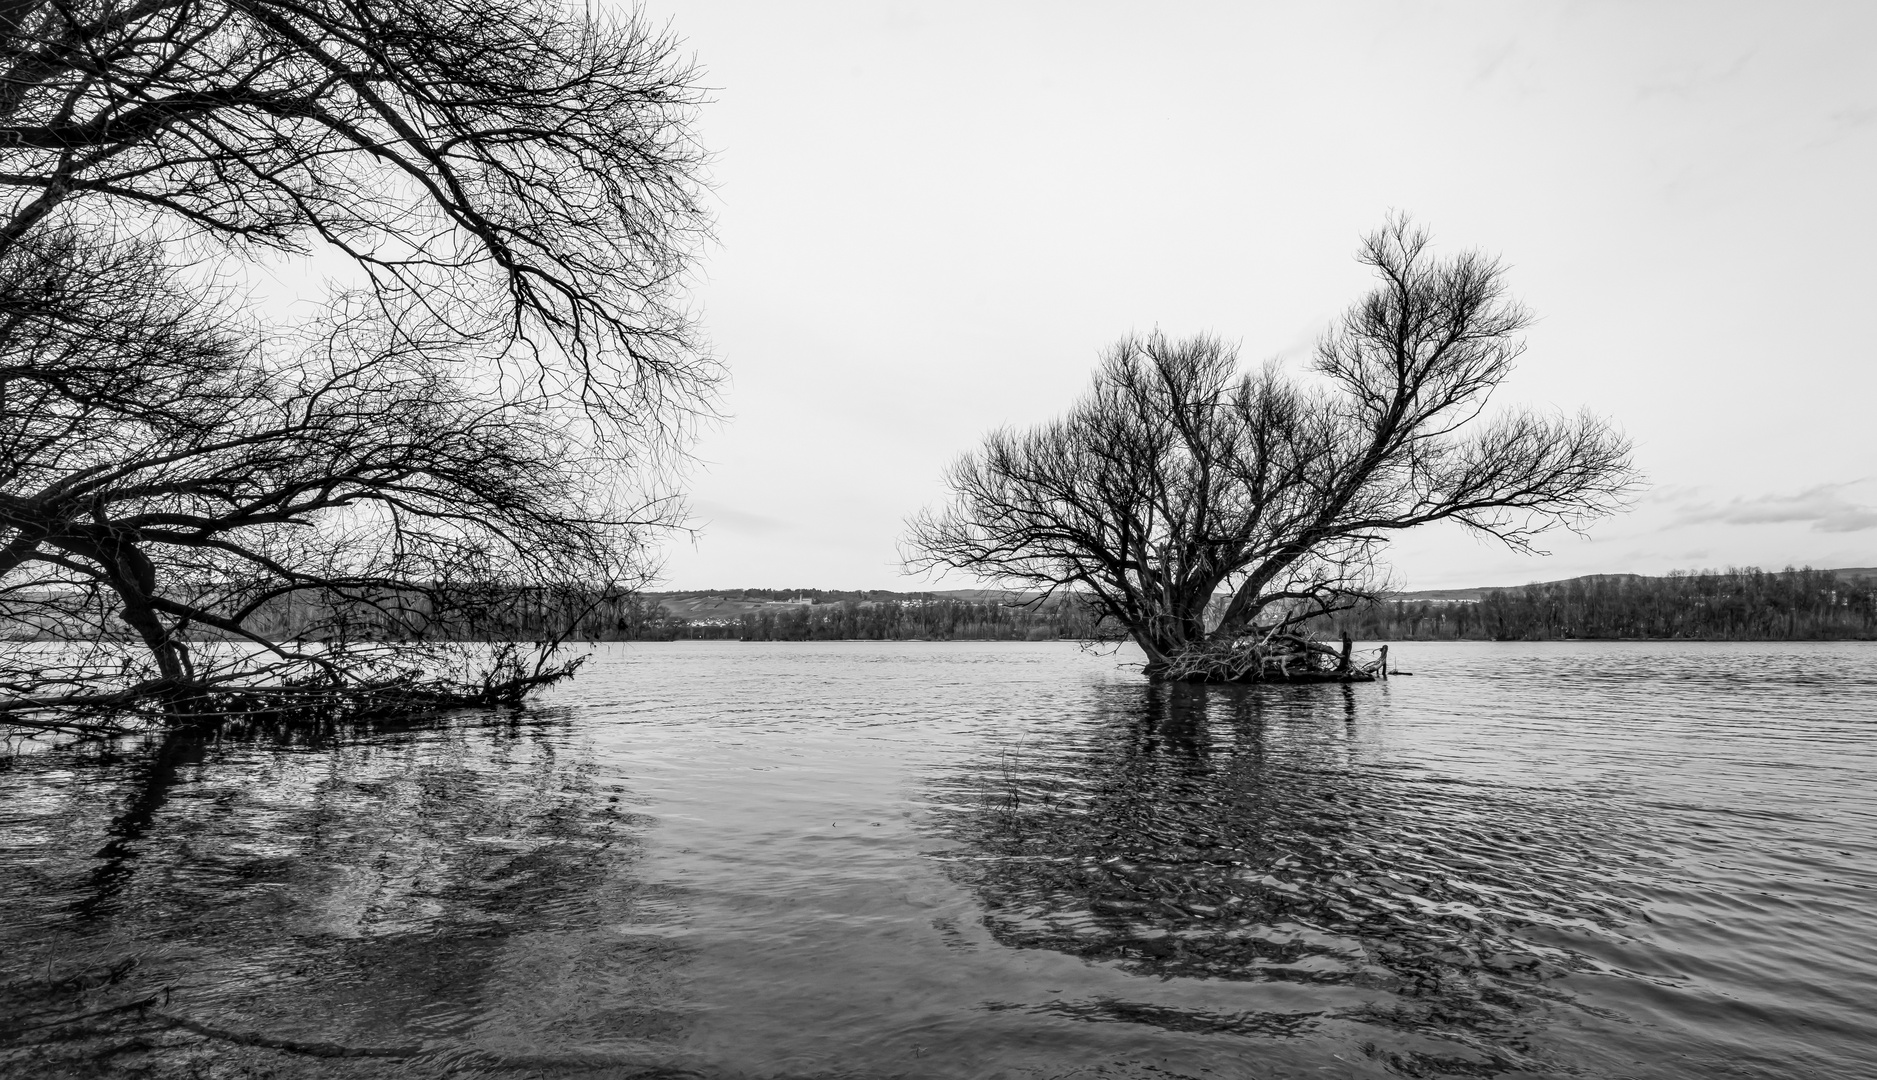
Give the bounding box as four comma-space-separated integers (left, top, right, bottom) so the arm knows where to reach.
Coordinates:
0, 642, 585, 737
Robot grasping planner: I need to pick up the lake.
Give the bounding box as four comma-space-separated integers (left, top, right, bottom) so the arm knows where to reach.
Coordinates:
2, 640, 1873, 1078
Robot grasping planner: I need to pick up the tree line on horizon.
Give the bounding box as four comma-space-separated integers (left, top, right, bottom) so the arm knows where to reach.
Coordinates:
616, 593, 1105, 642
49, 565, 1862, 647
1321, 567, 1877, 642
605, 566, 1877, 643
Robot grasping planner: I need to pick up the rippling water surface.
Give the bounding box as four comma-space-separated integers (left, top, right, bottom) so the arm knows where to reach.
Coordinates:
2, 641, 1874, 1078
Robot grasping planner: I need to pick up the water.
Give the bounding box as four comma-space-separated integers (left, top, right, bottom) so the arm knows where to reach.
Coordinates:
2, 640, 1874, 1078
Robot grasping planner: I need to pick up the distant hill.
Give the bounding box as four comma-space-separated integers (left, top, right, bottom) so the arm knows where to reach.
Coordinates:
633, 587, 1053, 625
652, 569, 1877, 609
1388, 567, 1877, 604
625, 568, 1876, 642
1388, 574, 1647, 604
1338, 565, 1877, 641
623, 587, 1095, 641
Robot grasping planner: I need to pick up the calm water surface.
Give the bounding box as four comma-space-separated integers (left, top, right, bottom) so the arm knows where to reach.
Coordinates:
2, 641, 1874, 1078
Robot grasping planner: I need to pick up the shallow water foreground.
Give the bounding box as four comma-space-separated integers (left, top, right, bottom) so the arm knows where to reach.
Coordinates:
2, 640, 1874, 1079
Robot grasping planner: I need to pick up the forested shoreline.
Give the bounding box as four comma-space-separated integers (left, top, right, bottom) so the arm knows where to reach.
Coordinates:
1324, 567, 1877, 642
608, 567, 1877, 643
617, 591, 1105, 642
14, 569, 1865, 649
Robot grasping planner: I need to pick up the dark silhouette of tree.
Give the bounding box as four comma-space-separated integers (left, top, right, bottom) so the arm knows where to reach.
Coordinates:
0, 0, 712, 730
906, 220, 1639, 679
0, 0, 709, 415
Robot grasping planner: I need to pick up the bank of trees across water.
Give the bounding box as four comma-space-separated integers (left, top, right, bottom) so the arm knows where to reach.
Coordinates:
1324, 568, 1877, 641
30, 567, 1859, 650
609, 567, 1877, 643
611, 592, 1104, 642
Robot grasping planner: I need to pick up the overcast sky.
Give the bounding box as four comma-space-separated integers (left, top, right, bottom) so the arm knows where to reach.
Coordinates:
641, 0, 1876, 592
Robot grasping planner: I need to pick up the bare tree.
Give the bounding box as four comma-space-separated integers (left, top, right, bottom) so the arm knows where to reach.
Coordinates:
0, 0, 713, 427
0, 0, 713, 730
1, 233, 670, 728
906, 220, 1640, 680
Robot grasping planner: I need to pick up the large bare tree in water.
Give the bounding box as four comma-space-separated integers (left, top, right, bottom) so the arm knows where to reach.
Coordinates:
0, 0, 714, 730
906, 220, 1640, 680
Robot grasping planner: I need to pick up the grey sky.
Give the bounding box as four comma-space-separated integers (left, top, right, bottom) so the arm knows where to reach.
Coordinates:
645, 0, 1876, 590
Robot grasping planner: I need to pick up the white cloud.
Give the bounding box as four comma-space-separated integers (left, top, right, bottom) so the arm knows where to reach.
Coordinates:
1675, 482, 1877, 534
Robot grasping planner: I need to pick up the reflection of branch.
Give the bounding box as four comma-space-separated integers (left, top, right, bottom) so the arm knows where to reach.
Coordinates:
150, 1012, 420, 1059
70, 727, 204, 921
3, 994, 161, 1037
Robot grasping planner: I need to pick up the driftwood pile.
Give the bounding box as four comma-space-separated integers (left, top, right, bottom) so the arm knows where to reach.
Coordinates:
1158, 632, 1387, 684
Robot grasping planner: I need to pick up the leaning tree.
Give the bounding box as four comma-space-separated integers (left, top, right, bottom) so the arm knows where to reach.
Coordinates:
0, 0, 714, 730
906, 220, 1640, 681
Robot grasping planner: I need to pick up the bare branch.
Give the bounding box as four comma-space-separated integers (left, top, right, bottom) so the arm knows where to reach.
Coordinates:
905, 221, 1641, 680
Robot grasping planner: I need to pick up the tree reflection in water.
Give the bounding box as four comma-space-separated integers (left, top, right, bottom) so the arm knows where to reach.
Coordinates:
928, 681, 1654, 1074
0, 709, 689, 1075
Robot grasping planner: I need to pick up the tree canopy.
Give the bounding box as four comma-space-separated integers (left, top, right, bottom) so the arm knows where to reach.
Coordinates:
0, 0, 711, 420
0, 0, 714, 729
906, 220, 1640, 679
